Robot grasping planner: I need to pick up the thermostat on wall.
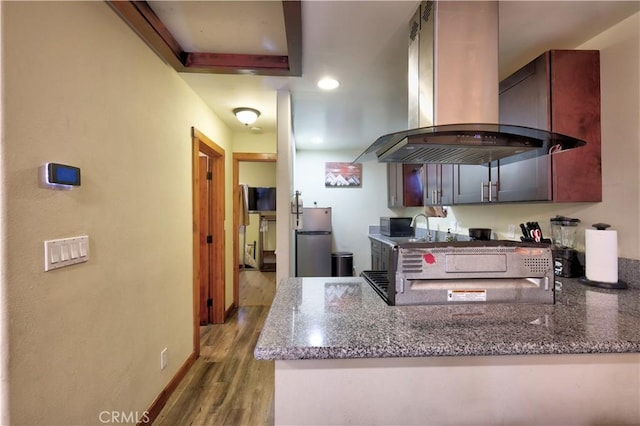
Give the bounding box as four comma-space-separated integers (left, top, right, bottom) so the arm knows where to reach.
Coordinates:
40, 162, 81, 190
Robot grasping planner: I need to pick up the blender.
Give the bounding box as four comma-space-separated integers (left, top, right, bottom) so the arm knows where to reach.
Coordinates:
550, 216, 583, 277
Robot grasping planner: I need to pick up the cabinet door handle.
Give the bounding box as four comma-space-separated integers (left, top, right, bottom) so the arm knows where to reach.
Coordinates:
487, 181, 493, 202
433, 190, 442, 204
421, 165, 427, 204
481, 181, 499, 202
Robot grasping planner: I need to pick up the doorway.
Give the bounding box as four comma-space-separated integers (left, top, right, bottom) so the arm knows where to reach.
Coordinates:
192, 128, 225, 354
232, 153, 277, 308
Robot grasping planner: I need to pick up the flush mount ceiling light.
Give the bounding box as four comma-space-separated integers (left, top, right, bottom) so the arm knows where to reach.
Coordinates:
317, 77, 339, 90
233, 107, 261, 126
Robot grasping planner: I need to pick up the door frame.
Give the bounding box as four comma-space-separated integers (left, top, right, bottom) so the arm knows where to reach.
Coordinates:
192, 128, 225, 354
232, 153, 277, 307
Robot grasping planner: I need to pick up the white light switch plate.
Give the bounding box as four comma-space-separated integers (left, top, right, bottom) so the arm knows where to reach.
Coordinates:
44, 236, 89, 271
160, 348, 168, 370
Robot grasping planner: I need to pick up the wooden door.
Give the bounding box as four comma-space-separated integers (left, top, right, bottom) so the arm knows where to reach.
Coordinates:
199, 156, 211, 325
192, 127, 225, 345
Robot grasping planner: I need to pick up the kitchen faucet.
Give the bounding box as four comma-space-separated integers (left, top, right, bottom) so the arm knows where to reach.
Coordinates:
410, 213, 432, 241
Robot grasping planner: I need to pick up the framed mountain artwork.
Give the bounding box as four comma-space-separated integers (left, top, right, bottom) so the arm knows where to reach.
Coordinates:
325, 162, 362, 188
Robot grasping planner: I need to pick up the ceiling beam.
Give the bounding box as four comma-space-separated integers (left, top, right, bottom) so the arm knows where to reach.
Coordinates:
107, 1, 186, 71
283, 0, 303, 76
106, 0, 303, 77
184, 53, 291, 74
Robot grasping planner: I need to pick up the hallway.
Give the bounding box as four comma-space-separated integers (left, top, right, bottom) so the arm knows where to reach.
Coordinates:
155, 270, 276, 425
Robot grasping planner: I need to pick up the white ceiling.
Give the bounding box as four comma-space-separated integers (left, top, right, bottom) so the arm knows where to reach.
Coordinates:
155, 1, 639, 152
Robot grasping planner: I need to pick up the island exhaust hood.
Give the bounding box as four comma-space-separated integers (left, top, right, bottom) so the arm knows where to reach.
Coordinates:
356, 1, 586, 165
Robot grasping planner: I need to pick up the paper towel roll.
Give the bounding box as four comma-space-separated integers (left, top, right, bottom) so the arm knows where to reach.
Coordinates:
585, 228, 618, 283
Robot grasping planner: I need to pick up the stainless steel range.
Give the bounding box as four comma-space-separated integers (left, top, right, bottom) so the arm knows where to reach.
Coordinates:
362, 239, 555, 305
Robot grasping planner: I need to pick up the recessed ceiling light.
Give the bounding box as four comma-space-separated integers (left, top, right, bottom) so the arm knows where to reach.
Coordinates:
317, 77, 339, 91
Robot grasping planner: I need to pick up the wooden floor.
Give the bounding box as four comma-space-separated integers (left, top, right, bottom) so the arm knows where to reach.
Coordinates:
155, 270, 276, 425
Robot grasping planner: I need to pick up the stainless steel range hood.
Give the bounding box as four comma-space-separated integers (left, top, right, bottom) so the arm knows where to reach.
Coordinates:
357, 123, 586, 165
356, 1, 586, 164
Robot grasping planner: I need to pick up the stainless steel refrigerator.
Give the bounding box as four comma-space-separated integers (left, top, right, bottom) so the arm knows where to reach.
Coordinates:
295, 207, 332, 277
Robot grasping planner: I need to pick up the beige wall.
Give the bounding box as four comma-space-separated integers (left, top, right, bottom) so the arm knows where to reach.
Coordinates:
233, 131, 277, 154
239, 162, 278, 188
276, 91, 294, 281
0, 2, 7, 423
2, 2, 233, 424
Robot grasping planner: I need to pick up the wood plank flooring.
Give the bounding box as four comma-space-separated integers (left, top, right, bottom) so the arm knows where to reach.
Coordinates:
154, 270, 276, 425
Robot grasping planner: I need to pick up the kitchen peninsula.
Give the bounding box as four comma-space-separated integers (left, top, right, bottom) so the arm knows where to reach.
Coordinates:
255, 274, 640, 425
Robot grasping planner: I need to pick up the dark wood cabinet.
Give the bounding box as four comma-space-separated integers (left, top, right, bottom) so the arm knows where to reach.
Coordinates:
453, 49, 601, 204
403, 164, 424, 206
370, 238, 392, 272
425, 164, 454, 205
370, 239, 382, 270
388, 163, 454, 207
496, 154, 551, 202
453, 164, 493, 204
389, 51, 600, 206
499, 49, 601, 202
454, 156, 551, 204
387, 163, 424, 207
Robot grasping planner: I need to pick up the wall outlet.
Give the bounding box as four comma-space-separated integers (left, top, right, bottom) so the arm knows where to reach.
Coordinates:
160, 348, 167, 370
507, 224, 516, 239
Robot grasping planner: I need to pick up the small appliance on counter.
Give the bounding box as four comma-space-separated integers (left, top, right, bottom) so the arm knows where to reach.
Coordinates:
468, 228, 492, 241
579, 223, 628, 289
380, 217, 414, 237
550, 216, 583, 278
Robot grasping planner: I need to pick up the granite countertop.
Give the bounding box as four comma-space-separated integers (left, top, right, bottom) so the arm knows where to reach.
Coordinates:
254, 275, 640, 360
